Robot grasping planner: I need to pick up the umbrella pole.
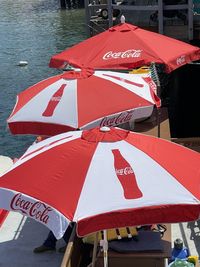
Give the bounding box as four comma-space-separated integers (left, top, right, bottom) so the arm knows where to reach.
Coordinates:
150, 62, 161, 138
103, 230, 108, 267
91, 232, 99, 267
157, 107, 161, 138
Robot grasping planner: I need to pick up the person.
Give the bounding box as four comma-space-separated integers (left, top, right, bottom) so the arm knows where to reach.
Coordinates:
34, 135, 49, 144
33, 223, 74, 253
170, 238, 190, 262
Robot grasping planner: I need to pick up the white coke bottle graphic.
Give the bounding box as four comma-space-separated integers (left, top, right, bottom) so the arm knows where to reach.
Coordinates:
112, 149, 143, 199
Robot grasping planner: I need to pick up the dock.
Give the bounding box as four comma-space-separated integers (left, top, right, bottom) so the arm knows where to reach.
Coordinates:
84, 0, 200, 42
0, 211, 199, 267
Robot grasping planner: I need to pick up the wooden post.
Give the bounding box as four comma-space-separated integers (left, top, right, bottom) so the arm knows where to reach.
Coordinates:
107, 0, 113, 28
188, 0, 194, 40
60, 0, 67, 9
84, 0, 91, 37
60, 225, 76, 267
158, 0, 164, 34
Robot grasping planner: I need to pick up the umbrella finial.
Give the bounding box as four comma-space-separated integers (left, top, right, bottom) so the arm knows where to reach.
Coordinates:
100, 126, 110, 132
120, 15, 125, 24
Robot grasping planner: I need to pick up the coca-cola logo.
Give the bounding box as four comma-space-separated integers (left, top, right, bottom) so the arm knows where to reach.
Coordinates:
143, 76, 157, 93
103, 50, 142, 60
100, 110, 134, 127
176, 55, 186, 65
116, 167, 134, 175
10, 193, 53, 224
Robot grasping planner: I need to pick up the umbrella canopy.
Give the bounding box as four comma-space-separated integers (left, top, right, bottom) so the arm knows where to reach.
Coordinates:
0, 127, 199, 239
7, 69, 160, 136
0, 156, 13, 176
49, 22, 200, 73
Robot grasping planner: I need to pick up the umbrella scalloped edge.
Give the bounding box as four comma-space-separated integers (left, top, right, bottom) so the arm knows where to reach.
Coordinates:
0, 209, 9, 228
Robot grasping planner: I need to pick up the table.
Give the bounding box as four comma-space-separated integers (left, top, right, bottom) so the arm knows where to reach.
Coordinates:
95, 225, 172, 267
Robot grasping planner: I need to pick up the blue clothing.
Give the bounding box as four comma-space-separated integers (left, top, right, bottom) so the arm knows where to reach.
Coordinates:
43, 223, 74, 249
171, 247, 190, 261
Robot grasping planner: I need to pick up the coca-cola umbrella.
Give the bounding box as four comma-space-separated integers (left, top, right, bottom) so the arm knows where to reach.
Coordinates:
49, 20, 200, 73
0, 126, 199, 241
7, 69, 160, 136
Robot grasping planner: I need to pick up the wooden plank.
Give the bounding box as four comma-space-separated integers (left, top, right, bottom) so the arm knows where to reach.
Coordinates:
133, 107, 171, 140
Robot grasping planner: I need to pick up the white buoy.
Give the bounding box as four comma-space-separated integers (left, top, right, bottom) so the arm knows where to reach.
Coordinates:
17, 60, 28, 66
120, 15, 125, 23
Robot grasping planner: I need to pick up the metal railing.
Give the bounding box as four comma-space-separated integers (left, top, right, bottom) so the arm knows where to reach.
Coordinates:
84, 0, 196, 40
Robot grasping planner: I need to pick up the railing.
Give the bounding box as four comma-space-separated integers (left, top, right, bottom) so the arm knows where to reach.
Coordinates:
84, 0, 196, 40
193, 0, 200, 14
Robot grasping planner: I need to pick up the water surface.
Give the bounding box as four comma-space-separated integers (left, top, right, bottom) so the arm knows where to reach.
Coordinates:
0, 0, 87, 157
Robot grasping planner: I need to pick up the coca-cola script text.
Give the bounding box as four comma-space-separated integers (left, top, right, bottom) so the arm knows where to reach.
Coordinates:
103, 50, 142, 60
10, 193, 53, 224
100, 110, 134, 127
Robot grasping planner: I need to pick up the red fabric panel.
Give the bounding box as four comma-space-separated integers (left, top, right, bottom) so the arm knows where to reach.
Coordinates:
8, 121, 76, 136
0, 138, 98, 220
82, 127, 128, 142
77, 75, 153, 127
77, 204, 200, 236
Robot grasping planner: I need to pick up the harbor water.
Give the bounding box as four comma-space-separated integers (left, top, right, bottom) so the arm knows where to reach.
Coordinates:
0, 0, 87, 158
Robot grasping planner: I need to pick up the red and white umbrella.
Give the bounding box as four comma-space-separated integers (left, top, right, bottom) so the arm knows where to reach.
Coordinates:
49, 22, 200, 73
0, 127, 199, 239
7, 69, 160, 136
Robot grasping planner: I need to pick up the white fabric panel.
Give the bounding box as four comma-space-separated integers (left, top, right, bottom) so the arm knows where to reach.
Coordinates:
94, 71, 156, 104
74, 140, 198, 221
8, 79, 79, 128
0, 156, 13, 175
0, 188, 69, 239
